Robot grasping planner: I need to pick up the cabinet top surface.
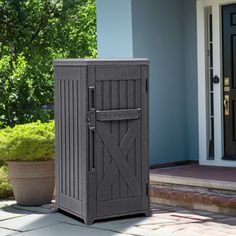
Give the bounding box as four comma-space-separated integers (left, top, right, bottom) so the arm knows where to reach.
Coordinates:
53, 58, 149, 66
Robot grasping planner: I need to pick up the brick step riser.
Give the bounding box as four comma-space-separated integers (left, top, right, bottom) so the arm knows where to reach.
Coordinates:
150, 184, 236, 216
150, 182, 236, 196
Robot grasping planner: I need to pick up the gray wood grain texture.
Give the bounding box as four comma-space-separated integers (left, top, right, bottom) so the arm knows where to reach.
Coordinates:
141, 65, 149, 210
80, 66, 88, 217
119, 81, 128, 198
111, 80, 119, 200
55, 66, 85, 214
127, 80, 135, 197
54, 60, 149, 224
53, 58, 149, 66
96, 66, 141, 81
95, 65, 145, 217
54, 67, 61, 205
61, 79, 66, 195
73, 80, 79, 199
87, 66, 97, 220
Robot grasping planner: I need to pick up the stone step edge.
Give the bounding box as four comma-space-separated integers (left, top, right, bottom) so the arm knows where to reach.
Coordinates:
150, 185, 236, 209
150, 173, 236, 192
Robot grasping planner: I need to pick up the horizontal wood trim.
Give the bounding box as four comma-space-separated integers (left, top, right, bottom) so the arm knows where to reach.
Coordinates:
97, 197, 142, 217
96, 66, 141, 81
58, 194, 83, 214
96, 108, 141, 121
53, 59, 149, 66
56, 66, 86, 80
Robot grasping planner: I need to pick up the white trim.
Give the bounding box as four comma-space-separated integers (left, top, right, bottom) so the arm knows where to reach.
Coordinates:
212, 1, 223, 161
197, 0, 236, 167
197, 0, 208, 162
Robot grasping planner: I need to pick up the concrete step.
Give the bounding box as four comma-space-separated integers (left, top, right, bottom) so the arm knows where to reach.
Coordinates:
150, 174, 236, 216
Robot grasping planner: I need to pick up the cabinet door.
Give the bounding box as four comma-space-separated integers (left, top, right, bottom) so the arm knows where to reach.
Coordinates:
91, 65, 149, 217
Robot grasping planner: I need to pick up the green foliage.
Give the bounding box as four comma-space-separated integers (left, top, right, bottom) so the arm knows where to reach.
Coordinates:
0, 121, 55, 161
0, 164, 13, 199
0, 0, 97, 128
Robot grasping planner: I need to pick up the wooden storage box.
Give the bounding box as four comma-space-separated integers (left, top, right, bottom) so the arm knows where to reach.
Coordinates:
54, 59, 150, 224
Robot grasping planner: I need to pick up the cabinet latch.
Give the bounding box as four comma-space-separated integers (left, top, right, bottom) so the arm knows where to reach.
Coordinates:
86, 110, 95, 129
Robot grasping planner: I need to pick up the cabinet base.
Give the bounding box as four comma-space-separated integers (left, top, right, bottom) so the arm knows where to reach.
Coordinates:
57, 206, 150, 225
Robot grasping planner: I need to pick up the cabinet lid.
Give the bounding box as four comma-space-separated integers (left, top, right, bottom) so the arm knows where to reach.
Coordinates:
53, 58, 149, 66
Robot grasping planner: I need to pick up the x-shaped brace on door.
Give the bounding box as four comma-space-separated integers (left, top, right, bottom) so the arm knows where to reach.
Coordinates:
96, 119, 141, 200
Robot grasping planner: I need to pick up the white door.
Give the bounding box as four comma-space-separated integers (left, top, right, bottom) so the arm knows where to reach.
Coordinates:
197, 0, 236, 167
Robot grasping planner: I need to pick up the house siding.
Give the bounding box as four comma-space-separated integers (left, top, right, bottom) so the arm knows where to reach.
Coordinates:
96, 0, 198, 165
132, 0, 188, 165
96, 0, 133, 58
183, 0, 199, 161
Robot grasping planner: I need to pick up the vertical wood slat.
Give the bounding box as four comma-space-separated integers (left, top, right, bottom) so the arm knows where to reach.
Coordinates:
65, 80, 70, 196
96, 81, 104, 192
69, 80, 74, 197
103, 80, 112, 200
74, 80, 79, 199
81, 67, 88, 217
135, 80, 142, 185
111, 81, 120, 199
127, 80, 135, 197
78, 69, 82, 201
119, 80, 128, 198
61, 79, 66, 195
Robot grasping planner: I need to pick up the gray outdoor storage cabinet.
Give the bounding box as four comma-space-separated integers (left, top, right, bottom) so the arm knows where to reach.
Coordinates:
54, 59, 150, 225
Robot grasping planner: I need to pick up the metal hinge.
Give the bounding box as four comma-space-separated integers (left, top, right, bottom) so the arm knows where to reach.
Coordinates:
146, 79, 148, 93
146, 183, 149, 196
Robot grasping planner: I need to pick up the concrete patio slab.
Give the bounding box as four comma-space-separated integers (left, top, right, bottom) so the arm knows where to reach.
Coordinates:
0, 212, 78, 232
12, 223, 132, 236
0, 227, 18, 236
12, 203, 56, 214
0, 208, 27, 222
0, 201, 16, 209
0, 201, 235, 236
90, 218, 155, 236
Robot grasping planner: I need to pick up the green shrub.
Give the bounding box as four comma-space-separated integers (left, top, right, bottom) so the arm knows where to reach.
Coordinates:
0, 164, 13, 199
0, 121, 55, 161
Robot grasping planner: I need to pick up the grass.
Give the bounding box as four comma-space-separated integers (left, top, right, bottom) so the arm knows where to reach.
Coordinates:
0, 164, 13, 199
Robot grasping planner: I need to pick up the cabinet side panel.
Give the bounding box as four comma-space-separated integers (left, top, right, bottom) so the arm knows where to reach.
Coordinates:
55, 66, 87, 217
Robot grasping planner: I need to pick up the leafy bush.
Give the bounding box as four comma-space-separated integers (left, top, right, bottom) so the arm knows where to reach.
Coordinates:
0, 121, 55, 161
0, 0, 97, 128
0, 164, 13, 199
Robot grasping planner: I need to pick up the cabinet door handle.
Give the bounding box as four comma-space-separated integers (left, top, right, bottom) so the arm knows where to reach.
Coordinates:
89, 127, 96, 173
